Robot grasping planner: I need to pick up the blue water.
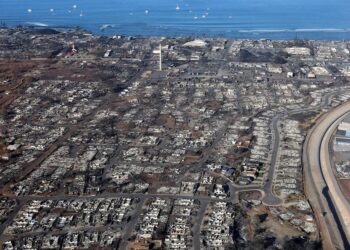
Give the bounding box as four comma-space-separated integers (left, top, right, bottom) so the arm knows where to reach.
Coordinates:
1, 0, 350, 39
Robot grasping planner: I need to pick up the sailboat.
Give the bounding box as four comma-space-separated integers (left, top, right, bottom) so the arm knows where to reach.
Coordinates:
176, 4, 180, 11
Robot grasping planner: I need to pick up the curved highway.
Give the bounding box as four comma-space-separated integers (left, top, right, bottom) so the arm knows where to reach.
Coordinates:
304, 101, 350, 249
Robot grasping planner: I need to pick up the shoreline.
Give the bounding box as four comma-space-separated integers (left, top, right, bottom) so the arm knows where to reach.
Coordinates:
2, 24, 350, 41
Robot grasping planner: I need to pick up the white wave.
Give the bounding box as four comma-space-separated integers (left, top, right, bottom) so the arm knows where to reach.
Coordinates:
100, 24, 115, 30
239, 28, 350, 33
238, 29, 288, 33
26, 22, 49, 27
295, 28, 347, 32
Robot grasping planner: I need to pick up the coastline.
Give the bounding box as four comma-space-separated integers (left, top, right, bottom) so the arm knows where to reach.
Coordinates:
2, 23, 350, 41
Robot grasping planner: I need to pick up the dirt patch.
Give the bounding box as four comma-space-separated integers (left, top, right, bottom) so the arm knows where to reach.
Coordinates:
0, 95, 17, 113
247, 206, 307, 242
116, 121, 133, 132
191, 130, 203, 139
298, 112, 322, 130
183, 151, 203, 164
263, 212, 303, 240
0, 60, 38, 81
0, 143, 7, 155
205, 100, 222, 111
140, 173, 161, 184
239, 190, 262, 200
141, 70, 152, 78
338, 178, 350, 203
157, 114, 176, 129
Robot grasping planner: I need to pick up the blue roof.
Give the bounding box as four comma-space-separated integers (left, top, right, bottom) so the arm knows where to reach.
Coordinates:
336, 137, 350, 144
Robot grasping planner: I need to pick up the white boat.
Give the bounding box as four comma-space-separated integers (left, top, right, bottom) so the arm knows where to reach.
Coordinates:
176, 4, 180, 11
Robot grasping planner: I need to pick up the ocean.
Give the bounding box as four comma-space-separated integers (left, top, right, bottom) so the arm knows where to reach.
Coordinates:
1, 0, 350, 39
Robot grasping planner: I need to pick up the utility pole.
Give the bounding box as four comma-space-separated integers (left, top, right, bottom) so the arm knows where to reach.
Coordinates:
159, 44, 162, 71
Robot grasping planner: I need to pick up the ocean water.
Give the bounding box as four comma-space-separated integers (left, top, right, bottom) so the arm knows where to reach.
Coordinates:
1, 0, 350, 39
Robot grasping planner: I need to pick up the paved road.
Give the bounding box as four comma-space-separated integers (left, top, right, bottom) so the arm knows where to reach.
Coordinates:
0, 200, 25, 238
262, 114, 283, 205
304, 101, 350, 250
119, 197, 146, 250
1, 192, 235, 204
192, 200, 208, 250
